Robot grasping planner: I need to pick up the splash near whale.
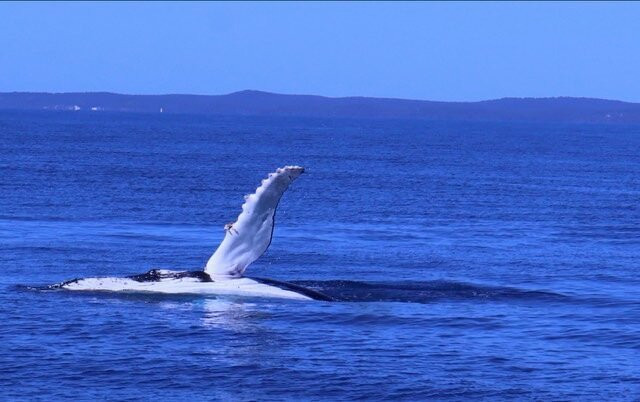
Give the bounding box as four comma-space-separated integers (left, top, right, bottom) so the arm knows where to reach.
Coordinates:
55, 166, 333, 301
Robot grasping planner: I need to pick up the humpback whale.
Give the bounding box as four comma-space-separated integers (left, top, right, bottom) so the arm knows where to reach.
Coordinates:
56, 166, 333, 301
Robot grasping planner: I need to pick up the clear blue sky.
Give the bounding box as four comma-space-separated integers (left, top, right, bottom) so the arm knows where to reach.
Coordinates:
1, 2, 639, 101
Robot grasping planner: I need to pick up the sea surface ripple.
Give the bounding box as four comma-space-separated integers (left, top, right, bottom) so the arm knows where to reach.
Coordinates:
1, 111, 639, 400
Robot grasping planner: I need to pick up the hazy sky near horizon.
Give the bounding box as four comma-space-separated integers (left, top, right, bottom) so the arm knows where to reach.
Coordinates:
1, 2, 639, 101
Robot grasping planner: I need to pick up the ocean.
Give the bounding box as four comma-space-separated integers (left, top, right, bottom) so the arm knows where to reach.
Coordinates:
1, 111, 639, 400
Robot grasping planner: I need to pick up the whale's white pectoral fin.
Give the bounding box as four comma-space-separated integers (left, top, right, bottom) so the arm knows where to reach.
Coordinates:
204, 166, 304, 279
54, 165, 327, 300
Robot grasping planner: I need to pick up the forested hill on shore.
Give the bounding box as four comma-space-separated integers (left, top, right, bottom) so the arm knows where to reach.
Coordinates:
1, 90, 639, 123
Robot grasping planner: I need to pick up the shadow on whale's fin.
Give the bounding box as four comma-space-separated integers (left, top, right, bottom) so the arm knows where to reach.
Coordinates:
205, 166, 304, 279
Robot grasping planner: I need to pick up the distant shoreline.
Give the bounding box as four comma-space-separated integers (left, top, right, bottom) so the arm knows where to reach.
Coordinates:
1, 90, 639, 123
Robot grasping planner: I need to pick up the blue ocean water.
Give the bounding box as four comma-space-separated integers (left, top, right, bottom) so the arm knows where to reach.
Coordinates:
1, 111, 639, 400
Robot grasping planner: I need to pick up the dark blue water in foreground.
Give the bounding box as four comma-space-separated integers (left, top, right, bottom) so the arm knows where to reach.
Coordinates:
1, 111, 639, 400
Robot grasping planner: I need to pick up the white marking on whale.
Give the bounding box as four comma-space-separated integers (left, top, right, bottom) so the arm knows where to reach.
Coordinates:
58, 166, 331, 301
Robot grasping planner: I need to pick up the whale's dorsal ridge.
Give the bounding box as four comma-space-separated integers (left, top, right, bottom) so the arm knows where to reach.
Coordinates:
204, 166, 304, 279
